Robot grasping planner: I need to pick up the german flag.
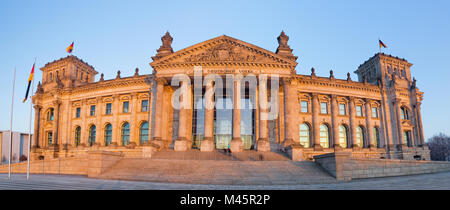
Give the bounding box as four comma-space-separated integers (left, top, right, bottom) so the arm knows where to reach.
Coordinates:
23, 63, 35, 103
379, 39, 387, 48
66, 41, 74, 53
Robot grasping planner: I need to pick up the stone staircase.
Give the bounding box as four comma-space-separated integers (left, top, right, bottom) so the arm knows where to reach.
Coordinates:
151, 149, 291, 161
97, 150, 337, 185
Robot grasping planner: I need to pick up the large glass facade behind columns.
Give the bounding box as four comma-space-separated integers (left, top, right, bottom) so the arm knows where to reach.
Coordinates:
192, 97, 205, 149
214, 96, 233, 149
241, 96, 254, 150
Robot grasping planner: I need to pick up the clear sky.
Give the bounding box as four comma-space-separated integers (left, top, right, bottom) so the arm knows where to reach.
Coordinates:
0, 0, 449, 140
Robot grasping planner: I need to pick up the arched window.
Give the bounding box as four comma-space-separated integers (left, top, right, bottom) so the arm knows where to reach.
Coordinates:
104, 124, 112, 146
356, 126, 364, 147
89, 125, 96, 146
373, 127, 380, 148
401, 107, 409, 120
319, 124, 330, 148
47, 108, 54, 121
140, 122, 149, 145
338, 125, 348, 148
75, 126, 81, 146
121, 122, 130, 146
299, 123, 310, 148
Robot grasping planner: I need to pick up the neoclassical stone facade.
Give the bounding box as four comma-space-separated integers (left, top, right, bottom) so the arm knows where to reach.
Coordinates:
30, 32, 430, 161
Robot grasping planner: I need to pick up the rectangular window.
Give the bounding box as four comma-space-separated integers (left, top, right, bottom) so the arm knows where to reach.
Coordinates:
356, 105, 363, 117
47, 132, 53, 146
339, 104, 346, 115
90, 105, 95, 116
372, 107, 378, 118
106, 103, 112, 115
300, 101, 308, 113
141, 100, 148, 112
76, 107, 81, 118
123, 101, 129, 113
320, 102, 328, 114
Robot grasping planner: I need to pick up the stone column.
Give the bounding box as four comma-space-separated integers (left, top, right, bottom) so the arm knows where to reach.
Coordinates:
365, 99, 375, 149
110, 95, 119, 147
230, 76, 242, 152
33, 105, 41, 148
380, 89, 394, 152
257, 77, 270, 151
394, 99, 404, 147
201, 80, 215, 152
152, 77, 167, 147
174, 81, 190, 151
415, 102, 425, 146
331, 95, 340, 149
282, 78, 296, 149
52, 100, 61, 147
348, 96, 359, 149
129, 92, 138, 147
312, 93, 322, 150
96, 96, 103, 147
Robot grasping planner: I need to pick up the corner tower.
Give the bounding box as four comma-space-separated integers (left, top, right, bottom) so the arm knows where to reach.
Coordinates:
40, 55, 98, 92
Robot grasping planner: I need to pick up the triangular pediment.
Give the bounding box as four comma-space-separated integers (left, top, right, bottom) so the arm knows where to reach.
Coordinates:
150, 35, 297, 69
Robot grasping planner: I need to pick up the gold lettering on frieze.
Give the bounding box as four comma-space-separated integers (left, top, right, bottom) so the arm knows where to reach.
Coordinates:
207, 69, 235, 74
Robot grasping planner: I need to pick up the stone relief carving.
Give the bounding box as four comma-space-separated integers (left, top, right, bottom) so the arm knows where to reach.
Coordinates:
184, 43, 260, 62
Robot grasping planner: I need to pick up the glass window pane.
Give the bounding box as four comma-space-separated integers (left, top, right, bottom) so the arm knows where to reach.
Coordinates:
356, 106, 363, 117
140, 122, 149, 145
141, 100, 148, 112
105, 124, 112, 146
338, 125, 347, 148
123, 102, 129, 113
339, 104, 346, 115
106, 103, 112, 114
122, 123, 130, 146
319, 124, 329, 148
299, 123, 310, 148
320, 102, 328, 114
372, 107, 378, 118
301, 101, 308, 113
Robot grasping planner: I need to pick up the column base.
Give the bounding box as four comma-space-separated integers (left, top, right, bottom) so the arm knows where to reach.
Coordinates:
352, 145, 362, 151
151, 138, 166, 149
126, 142, 137, 149
368, 144, 378, 151
174, 137, 190, 151
313, 144, 323, 151
281, 138, 295, 150
256, 138, 270, 152
334, 144, 343, 151
230, 138, 242, 153
200, 137, 214, 152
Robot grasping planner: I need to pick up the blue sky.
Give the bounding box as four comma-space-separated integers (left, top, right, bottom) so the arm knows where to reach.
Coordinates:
0, 0, 449, 140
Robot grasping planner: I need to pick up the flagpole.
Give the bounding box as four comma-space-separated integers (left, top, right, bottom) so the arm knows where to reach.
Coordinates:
8, 67, 16, 180
26, 58, 36, 180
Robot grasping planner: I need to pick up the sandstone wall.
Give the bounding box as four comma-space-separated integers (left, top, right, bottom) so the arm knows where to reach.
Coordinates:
314, 152, 450, 181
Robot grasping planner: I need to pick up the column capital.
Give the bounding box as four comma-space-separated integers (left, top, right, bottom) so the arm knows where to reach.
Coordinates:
33, 104, 42, 110
282, 77, 293, 86
311, 92, 319, 99
52, 100, 61, 106
156, 77, 168, 85
348, 96, 355, 102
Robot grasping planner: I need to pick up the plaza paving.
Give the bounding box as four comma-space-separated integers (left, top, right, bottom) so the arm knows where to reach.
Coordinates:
0, 171, 449, 190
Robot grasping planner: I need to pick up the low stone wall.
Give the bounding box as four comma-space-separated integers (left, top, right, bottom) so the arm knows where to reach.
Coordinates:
0, 155, 89, 175
314, 152, 450, 181
289, 147, 385, 161
0, 150, 124, 177
87, 150, 124, 177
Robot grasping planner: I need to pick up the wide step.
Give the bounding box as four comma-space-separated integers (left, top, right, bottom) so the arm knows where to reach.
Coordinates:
98, 158, 337, 185
151, 150, 291, 161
